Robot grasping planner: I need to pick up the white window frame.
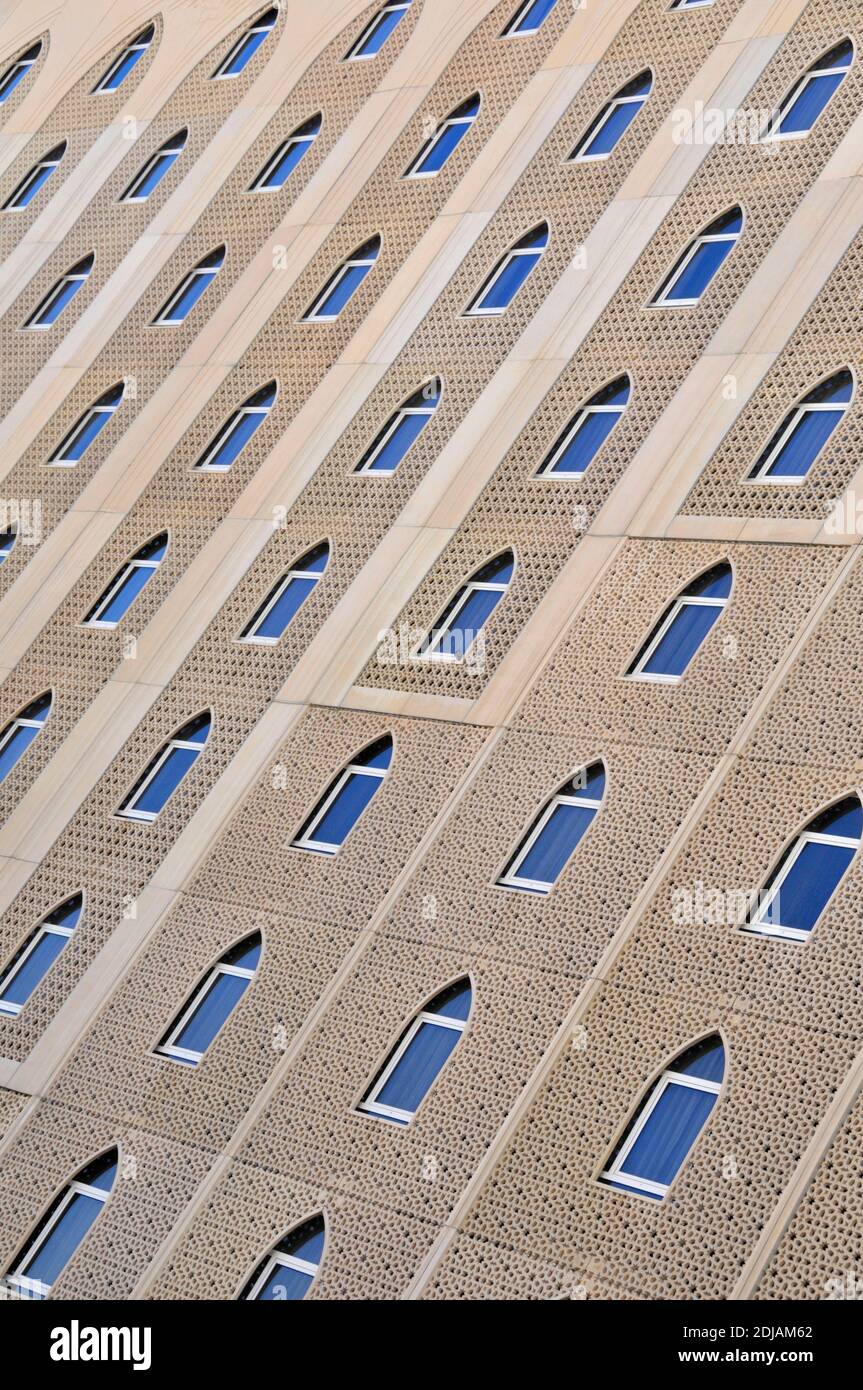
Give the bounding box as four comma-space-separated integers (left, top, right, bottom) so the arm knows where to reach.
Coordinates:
763, 50, 853, 142
501, 0, 555, 37
601, 1067, 721, 1198
570, 92, 648, 163
0, 530, 16, 562
3, 145, 64, 211
195, 399, 272, 471
463, 244, 543, 317
24, 264, 90, 329
415, 574, 509, 663
651, 226, 739, 308
742, 827, 860, 943
404, 109, 476, 179
358, 1009, 467, 1123
120, 135, 185, 203
5, 1177, 110, 1298
498, 788, 603, 894
249, 130, 317, 191
153, 262, 219, 325
355, 398, 436, 474
535, 399, 626, 478
47, 395, 121, 465
92, 32, 151, 93
116, 731, 205, 822
0, 909, 77, 1018
245, 1248, 319, 1299
746, 396, 850, 485
303, 249, 378, 323
0, 705, 50, 763
238, 563, 321, 644
669, 0, 714, 10
628, 591, 727, 684
345, 2, 410, 61
212, 12, 277, 80
156, 957, 256, 1065
292, 762, 386, 854
83, 554, 161, 629
0, 47, 41, 103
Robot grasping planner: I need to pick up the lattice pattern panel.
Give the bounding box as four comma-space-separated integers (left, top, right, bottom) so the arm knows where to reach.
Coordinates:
0, 29, 50, 130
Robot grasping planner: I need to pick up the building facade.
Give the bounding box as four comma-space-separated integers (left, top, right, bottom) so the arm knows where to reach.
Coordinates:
0, 0, 861, 1300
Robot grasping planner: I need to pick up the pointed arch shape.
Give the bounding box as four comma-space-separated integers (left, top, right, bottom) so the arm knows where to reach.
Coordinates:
570, 69, 653, 161
152, 246, 225, 325
292, 733, 393, 854
120, 127, 188, 203
116, 711, 211, 822
498, 759, 607, 893
2, 139, 67, 210
91, 21, 157, 94
302, 234, 382, 322
746, 366, 854, 482
240, 1212, 326, 1299
416, 549, 515, 663
404, 92, 482, 178
626, 560, 732, 682
464, 223, 548, 316
650, 206, 743, 307
238, 539, 330, 643
0, 891, 83, 1017
156, 931, 262, 1065
212, 6, 280, 79
83, 531, 168, 628
47, 380, 126, 465
194, 380, 278, 471
358, 976, 473, 1124
23, 253, 94, 328
0, 690, 53, 785
3, 1146, 119, 1298
248, 112, 322, 191
355, 376, 442, 474
535, 373, 631, 478
765, 37, 854, 140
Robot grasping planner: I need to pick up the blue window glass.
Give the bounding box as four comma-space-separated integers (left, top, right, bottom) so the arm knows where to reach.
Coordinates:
465, 225, 547, 315
195, 383, 276, 470
601, 1037, 724, 1199
213, 8, 277, 78
154, 247, 224, 324
159, 934, 261, 1065
652, 208, 742, 306
84, 533, 167, 627
294, 735, 392, 853
746, 796, 862, 942
769, 40, 853, 138
92, 25, 154, 93
500, 762, 606, 893
406, 96, 480, 177
243, 1216, 325, 1301
536, 376, 630, 477
24, 254, 93, 328
3, 142, 65, 210
346, 2, 411, 60
420, 551, 514, 661
7, 1151, 117, 1298
48, 382, 125, 464
304, 237, 380, 320
117, 712, 210, 821
356, 380, 440, 474
570, 72, 652, 160
0, 692, 51, 784
0, 43, 42, 104
629, 563, 731, 681
360, 979, 472, 1124
502, 0, 558, 36
0, 895, 82, 1017
748, 370, 853, 481
239, 541, 329, 642
0, 529, 16, 564
121, 130, 186, 201
250, 115, 320, 190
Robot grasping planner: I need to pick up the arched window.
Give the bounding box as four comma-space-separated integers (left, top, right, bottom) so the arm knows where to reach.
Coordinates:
238, 541, 329, 643
83, 533, 168, 628
650, 207, 742, 307
498, 761, 605, 894
747, 369, 853, 482
302, 236, 381, 321
92, 23, 155, 93
345, 2, 411, 60
359, 978, 472, 1124
0, 529, 17, 565
0, 41, 42, 105
292, 735, 392, 854
0, 692, 52, 784
152, 247, 224, 325
212, 7, 278, 79
669, 0, 714, 9
765, 39, 853, 140
627, 562, 731, 682
116, 712, 211, 822
3, 1149, 118, 1299
354, 378, 441, 474
120, 128, 187, 202
157, 933, 261, 1065
464, 224, 548, 316
3, 141, 66, 210
501, 0, 558, 37
194, 383, 277, 471
47, 382, 125, 465
242, 1215, 324, 1300
600, 1036, 724, 1199
0, 894, 82, 1017
744, 796, 862, 942
535, 375, 630, 478
416, 550, 514, 662
570, 72, 652, 161
249, 114, 321, 191
405, 95, 481, 178
23, 254, 94, 329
